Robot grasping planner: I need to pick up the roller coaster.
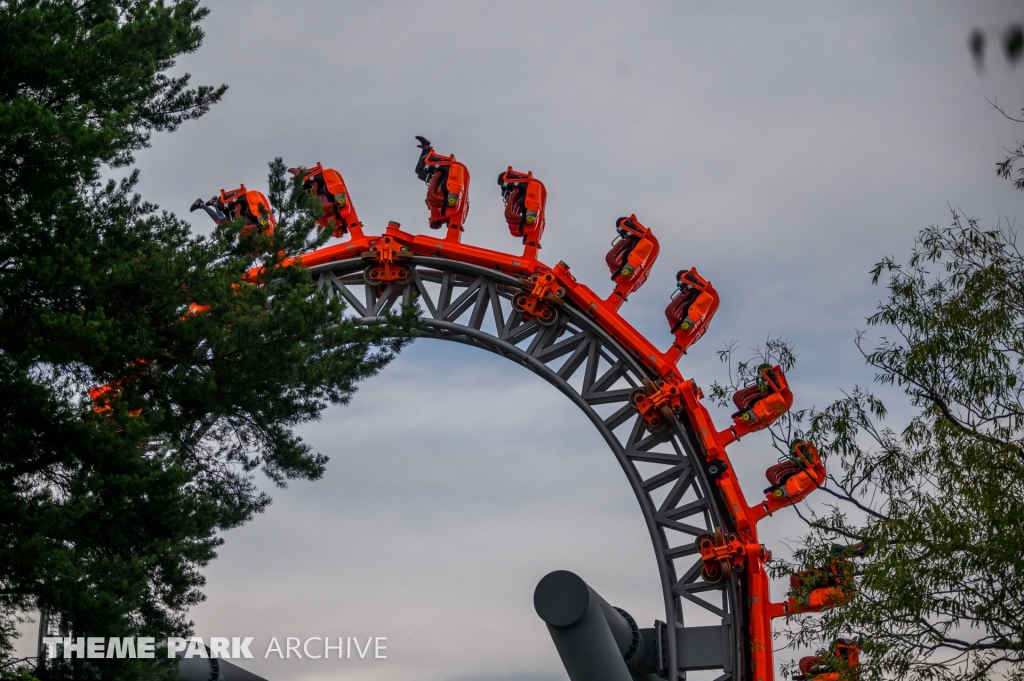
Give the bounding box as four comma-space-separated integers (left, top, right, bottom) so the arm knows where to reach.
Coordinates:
187, 138, 860, 681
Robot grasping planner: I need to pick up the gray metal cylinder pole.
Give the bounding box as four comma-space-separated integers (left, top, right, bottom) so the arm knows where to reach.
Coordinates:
534, 570, 637, 681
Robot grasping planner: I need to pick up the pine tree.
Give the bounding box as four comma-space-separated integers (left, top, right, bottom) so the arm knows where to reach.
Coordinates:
0, 2, 414, 678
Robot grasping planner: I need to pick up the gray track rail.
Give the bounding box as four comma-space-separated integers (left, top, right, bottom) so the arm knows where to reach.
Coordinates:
315, 256, 744, 681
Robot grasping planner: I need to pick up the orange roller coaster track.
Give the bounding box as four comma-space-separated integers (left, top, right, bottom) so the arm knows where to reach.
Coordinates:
189, 138, 857, 681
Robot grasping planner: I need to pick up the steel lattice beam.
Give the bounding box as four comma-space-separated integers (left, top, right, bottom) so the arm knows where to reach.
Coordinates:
312, 256, 744, 680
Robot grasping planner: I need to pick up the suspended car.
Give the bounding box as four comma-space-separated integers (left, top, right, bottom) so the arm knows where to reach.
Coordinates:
665, 267, 719, 354
731, 363, 793, 428
498, 167, 547, 251
287, 162, 361, 237
190, 184, 275, 236
764, 439, 826, 504
786, 542, 865, 613
795, 639, 860, 681
605, 214, 659, 305
415, 136, 470, 231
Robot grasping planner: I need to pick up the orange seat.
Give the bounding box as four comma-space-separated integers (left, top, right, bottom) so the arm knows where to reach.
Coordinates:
606, 216, 657, 281
795, 640, 859, 681
415, 136, 470, 231
191, 184, 275, 237
499, 168, 547, 250
606, 238, 633, 273
222, 186, 275, 236
733, 382, 767, 412
665, 287, 697, 326
731, 364, 793, 427
663, 268, 720, 359
288, 163, 361, 237
725, 364, 794, 437
766, 459, 803, 488
604, 215, 659, 307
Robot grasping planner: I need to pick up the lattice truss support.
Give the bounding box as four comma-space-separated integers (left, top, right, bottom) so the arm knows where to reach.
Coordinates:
315, 257, 746, 680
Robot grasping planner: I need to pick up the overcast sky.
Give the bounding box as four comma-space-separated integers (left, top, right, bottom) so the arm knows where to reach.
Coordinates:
22, 2, 1024, 680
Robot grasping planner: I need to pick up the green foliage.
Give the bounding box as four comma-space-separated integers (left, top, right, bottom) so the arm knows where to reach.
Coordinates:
764, 213, 1024, 681
0, 1, 416, 678
991, 102, 1024, 192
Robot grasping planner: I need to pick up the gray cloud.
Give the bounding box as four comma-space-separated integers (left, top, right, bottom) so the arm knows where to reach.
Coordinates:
19, 1, 1024, 679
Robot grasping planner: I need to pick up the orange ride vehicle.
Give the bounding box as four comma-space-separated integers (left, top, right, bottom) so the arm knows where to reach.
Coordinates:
664, 267, 719, 357
191, 185, 275, 235
498, 167, 547, 258
795, 640, 861, 681
783, 543, 865, 614
288, 162, 362, 238
731, 363, 794, 429
754, 439, 827, 518
415, 136, 470, 233
604, 214, 659, 309
192, 139, 849, 681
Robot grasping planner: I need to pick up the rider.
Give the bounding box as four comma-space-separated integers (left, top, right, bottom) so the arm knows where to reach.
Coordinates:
606, 215, 656, 280
764, 439, 826, 501
731, 363, 793, 426
665, 268, 716, 333
287, 163, 361, 237
190, 185, 275, 236
605, 215, 659, 305
795, 640, 860, 681
498, 167, 547, 250
415, 136, 470, 231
